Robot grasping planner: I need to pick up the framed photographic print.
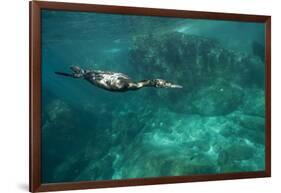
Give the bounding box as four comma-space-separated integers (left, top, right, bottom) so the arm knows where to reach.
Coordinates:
29, 1, 271, 192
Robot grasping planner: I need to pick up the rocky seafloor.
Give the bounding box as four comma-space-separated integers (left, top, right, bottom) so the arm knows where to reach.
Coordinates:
42, 32, 265, 183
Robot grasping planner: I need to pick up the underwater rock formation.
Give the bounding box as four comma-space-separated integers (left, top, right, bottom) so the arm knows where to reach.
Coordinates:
110, 109, 264, 179
42, 99, 115, 182
252, 41, 265, 62
190, 79, 243, 116
45, 100, 72, 123
129, 32, 264, 115
240, 88, 265, 117
42, 100, 77, 182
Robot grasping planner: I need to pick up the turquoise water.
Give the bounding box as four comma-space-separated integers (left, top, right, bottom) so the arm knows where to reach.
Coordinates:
41, 9, 266, 183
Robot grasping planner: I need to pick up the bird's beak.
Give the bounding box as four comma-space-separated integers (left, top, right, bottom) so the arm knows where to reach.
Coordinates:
170, 84, 183, 88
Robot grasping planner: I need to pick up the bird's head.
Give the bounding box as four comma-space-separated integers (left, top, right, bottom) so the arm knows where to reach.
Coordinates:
70, 66, 85, 78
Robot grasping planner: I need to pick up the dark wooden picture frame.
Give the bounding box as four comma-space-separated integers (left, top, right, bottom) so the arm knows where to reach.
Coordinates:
30, 1, 271, 192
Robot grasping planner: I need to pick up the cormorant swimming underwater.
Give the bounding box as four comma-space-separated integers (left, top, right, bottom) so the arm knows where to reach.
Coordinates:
55, 66, 183, 92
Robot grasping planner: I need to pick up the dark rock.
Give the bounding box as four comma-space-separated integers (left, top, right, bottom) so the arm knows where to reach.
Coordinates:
252, 41, 265, 62
228, 112, 265, 132
191, 80, 244, 116
240, 88, 265, 117
128, 32, 260, 114
226, 111, 265, 144
217, 141, 256, 171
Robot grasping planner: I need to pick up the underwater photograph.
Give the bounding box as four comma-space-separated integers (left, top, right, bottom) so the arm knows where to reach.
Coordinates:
41, 9, 266, 183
